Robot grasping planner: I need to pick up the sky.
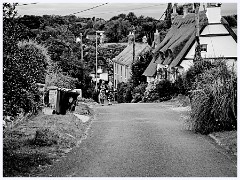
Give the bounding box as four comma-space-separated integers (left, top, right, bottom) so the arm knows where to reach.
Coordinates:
13, 1, 238, 20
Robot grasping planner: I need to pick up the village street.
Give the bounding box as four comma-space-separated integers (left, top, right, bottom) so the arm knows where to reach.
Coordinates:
38, 102, 237, 177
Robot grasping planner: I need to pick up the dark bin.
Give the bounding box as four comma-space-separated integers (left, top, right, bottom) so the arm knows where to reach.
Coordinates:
55, 89, 80, 115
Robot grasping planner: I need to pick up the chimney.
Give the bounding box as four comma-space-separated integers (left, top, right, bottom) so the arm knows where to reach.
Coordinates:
206, 3, 222, 23
183, 4, 188, 18
171, 3, 178, 22
128, 32, 134, 44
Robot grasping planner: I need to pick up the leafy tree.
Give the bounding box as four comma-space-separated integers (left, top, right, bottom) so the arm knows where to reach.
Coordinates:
104, 18, 131, 42
45, 62, 77, 89
3, 40, 49, 117
131, 51, 153, 87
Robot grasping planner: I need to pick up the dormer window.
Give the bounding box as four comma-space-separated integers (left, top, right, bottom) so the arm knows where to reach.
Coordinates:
200, 44, 207, 52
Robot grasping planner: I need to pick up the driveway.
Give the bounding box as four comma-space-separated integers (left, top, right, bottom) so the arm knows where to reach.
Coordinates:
38, 103, 237, 177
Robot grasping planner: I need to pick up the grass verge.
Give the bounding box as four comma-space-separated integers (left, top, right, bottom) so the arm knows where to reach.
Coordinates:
3, 103, 93, 177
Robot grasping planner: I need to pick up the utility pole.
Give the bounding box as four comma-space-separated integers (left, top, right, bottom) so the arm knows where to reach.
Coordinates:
95, 31, 104, 90
132, 27, 136, 64
193, 3, 202, 63
80, 33, 83, 62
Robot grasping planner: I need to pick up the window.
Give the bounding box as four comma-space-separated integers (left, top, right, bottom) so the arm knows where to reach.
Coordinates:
121, 66, 123, 79
200, 44, 207, 52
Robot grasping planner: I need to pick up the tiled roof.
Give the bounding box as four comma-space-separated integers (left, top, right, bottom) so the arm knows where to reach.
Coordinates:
113, 43, 151, 66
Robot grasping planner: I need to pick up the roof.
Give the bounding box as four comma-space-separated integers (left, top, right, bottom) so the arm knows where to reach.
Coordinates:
113, 43, 151, 66
143, 10, 237, 76
155, 11, 208, 66
142, 58, 157, 76
144, 12, 207, 76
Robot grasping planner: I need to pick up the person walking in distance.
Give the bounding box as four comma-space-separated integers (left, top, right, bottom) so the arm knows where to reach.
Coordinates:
98, 80, 107, 105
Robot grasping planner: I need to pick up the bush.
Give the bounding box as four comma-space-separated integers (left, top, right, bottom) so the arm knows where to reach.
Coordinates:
117, 82, 133, 103
173, 76, 187, 95
143, 79, 176, 102
182, 60, 215, 92
189, 60, 237, 134
131, 83, 147, 103
3, 40, 49, 118
143, 80, 160, 102
155, 79, 175, 101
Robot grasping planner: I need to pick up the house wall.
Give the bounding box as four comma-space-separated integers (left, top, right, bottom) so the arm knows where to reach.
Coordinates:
185, 36, 237, 60
181, 23, 237, 72
113, 62, 131, 88
147, 76, 155, 83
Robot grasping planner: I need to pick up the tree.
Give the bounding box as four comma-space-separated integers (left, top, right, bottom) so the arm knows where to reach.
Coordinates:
105, 19, 131, 42
3, 40, 49, 117
3, 3, 49, 117
131, 51, 153, 87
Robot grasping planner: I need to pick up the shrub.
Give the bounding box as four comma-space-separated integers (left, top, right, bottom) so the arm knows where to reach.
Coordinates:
143, 80, 159, 102
155, 79, 175, 101
3, 40, 49, 118
131, 83, 147, 103
144, 79, 177, 102
189, 60, 237, 134
173, 76, 187, 95
117, 82, 133, 103
182, 60, 215, 92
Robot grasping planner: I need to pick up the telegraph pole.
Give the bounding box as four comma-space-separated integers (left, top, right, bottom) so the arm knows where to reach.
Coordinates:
193, 3, 202, 63
80, 33, 83, 62
132, 27, 136, 64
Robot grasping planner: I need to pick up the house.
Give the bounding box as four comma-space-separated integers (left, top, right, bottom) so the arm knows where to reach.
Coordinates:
113, 34, 151, 89
89, 43, 128, 84
143, 3, 237, 83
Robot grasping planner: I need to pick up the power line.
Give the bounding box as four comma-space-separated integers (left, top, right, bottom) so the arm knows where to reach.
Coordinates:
79, 4, 166, 17
16, 3, 38, 6
71, 3, 109, 15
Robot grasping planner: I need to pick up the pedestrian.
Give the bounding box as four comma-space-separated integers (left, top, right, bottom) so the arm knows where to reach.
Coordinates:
98, 80, 107, 105
107, 89, 113, 105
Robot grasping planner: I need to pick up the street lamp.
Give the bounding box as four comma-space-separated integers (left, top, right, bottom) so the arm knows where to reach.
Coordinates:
95, 30, 104, 90
76, 33, 83, 62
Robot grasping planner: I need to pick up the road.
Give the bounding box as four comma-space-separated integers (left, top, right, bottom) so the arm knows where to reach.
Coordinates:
39, 103, 237, 177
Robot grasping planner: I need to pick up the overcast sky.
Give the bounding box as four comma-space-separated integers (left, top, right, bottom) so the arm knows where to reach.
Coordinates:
14, 1, 238, 20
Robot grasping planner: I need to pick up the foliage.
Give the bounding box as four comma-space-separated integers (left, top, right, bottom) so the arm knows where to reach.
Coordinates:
155, 79, 176, 101
131, 83, 148, 103
104, 18, 131, 42
117, 82, 133, 103
182, 60, 216, 93
131, 50, 153, 87
143, 80, 159, 102
3, 40, 49, 117
189, 60, 237, 134
143, 79, 178, 102
173, 76, 187, 95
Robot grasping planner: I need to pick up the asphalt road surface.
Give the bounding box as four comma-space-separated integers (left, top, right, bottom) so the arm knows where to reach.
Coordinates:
39, 103, 237, 177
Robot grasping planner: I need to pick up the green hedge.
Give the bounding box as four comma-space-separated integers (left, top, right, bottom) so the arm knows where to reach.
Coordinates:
3, 40, 49, 117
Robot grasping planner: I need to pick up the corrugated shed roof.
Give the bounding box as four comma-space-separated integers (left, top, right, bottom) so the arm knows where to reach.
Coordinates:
113, 43, 151, 66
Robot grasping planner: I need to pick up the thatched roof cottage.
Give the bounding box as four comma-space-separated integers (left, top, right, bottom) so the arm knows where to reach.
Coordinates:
143, 3, 237, 83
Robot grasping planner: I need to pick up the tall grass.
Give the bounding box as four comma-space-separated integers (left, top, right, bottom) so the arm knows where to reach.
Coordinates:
189, 60, 237, 134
